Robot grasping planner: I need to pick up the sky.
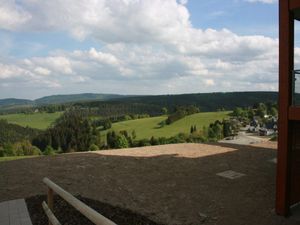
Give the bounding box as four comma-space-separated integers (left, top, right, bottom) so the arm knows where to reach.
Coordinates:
0, 0, 293, 99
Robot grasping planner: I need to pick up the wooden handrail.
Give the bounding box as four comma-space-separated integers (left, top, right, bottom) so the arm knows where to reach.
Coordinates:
43, 177, 117, 225
42, 201, 61, 225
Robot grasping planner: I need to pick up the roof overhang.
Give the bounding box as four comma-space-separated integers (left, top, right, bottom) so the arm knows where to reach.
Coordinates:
290, 0, 300, 20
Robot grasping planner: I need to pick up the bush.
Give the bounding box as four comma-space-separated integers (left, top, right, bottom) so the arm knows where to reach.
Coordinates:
270, 135, 278, 141
30, 146, 43, 155
44, 145, 55, 155
150, 136, 159, 145
89, 144, 99, 151
115, 135, 129, 149
1, 144, 14, 156
168, 133, 186, 144
166, 110, 186, 125
13, 140, 42, 156
103, 119, 112, 130
0, 141, 42, 157
157, 137, 168, 145
137, 139, 151, 147
0, 147, 4, 157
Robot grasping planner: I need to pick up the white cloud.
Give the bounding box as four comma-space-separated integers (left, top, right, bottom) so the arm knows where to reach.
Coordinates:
0, 0, 281, 97
0, 63, 25, 79
0, 0, 31, 30
34, 67, 51, 76
245, 0, 277, 4
178, 0, 188, 5
31, 56, 73, 75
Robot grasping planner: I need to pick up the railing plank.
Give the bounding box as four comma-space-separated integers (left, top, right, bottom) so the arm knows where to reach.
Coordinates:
42, 201, 61, 225
43, 177, 117, 225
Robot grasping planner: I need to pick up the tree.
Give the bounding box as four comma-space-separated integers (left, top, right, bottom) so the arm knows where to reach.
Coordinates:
115, 135, 129, 149
32, 109, 99, 152
190, 126, 194, 134
270, 107, 278, 117
107, 131, 117, 148
208, 121, 223, 141
223, 120, 232, 137
89, 144, 99, 151
44, 145, 55, 155
161, 107, 168, 115
150, 136, 159, 145
256, 103, 267, 118
103, 119, 112, 130
232, 107, 243, 117
132, 130, 137, 139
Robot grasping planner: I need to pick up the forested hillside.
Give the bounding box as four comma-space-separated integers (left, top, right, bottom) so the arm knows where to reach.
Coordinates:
76, 92, 278, 117
114, 92, 278, 111
0, 120, 41, 145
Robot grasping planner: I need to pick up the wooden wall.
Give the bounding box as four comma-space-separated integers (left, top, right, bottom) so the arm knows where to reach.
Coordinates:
290, 121, 300, 205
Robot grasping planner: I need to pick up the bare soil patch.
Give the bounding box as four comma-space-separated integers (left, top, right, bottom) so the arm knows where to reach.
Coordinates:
26, 195, 163, 225
0, 142, 298, 225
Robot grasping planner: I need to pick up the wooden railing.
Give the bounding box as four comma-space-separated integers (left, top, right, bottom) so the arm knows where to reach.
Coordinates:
42, 177, 117, 225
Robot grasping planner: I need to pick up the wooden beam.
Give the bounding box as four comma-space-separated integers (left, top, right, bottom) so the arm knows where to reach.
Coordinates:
289, 107, 300, 120
42, 201, 61, 225
47, 187, 54, 225
290, 0, 300, 10
277, 0, 294, 216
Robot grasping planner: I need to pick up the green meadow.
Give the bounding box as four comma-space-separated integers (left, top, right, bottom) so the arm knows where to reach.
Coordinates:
0, 112, 63, 130
0, 111, 230, 140
110, 111, 230, 140
0, 155, 40, 162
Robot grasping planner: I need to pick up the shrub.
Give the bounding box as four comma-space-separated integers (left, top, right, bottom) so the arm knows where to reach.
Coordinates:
30, 146, 43, 155
115, 135, 129, 149
158, 137, 168, 145
44, 145, 55, 155
1, 144, 14, 156
0, 147, 4, 157
150, 136, 159, 145
270, 135, 278, 141
103, 119, 112, 130
137, 139, 151, 147
13, 140, 42, 156
89, 144, 99, 151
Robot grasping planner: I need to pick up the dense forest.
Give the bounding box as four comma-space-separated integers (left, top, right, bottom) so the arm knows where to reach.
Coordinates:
0, 120, 41, 145
74, 92, 278, 118
0, 92, 278, 115
0, 120, 42, 157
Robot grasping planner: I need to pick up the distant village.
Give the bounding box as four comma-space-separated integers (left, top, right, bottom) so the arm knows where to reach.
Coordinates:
230, 103, 278, 138
248, 115, 277, 137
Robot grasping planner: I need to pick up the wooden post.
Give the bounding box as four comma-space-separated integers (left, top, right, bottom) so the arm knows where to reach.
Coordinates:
43, 177, 117, 225
48, 187, 54, 225
277, 0, 294, 216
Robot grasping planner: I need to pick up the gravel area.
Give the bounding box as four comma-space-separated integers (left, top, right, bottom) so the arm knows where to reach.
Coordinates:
0, 142, 298, 225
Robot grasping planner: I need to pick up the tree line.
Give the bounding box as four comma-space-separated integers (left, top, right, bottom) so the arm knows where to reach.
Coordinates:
0, 101, 278, 157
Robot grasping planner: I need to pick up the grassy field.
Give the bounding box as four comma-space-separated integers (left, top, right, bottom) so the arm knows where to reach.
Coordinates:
0, 156, 40, 162
110, 111, 230, 140
0, 112, 63, 130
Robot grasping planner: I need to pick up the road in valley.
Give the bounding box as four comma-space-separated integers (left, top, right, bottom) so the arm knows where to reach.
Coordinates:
219, 131, 269, 145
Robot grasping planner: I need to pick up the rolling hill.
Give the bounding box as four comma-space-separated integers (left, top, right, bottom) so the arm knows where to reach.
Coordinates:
0, 112, 63, 130
35, 93, 126, 105
109, 111, 230, 140
78, 91, 278, 115
0, 93, 127, 112
0, 98, 33, 107
0, 91, 279, 115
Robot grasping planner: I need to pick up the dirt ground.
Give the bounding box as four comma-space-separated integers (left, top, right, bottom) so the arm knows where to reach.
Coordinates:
0, 142, 298, 225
